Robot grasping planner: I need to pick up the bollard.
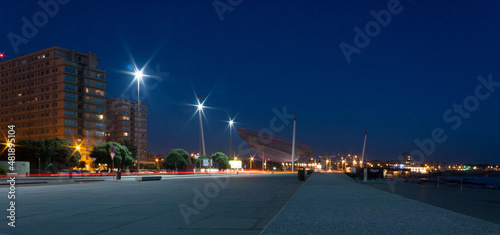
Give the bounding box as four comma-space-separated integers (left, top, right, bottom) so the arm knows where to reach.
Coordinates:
298, 168, 306, 181
363, 168, 367, 182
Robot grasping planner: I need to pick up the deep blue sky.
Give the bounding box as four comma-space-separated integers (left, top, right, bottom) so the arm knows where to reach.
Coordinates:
2, 0, 500, 164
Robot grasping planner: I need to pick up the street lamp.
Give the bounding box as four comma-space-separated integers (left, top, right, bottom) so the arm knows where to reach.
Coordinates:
228, 118, 234, 159
196, 95, 206, 156
195, 95, 207, 171
134, 69, 144, 173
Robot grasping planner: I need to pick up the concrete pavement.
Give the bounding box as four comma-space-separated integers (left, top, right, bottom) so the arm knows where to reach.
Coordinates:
365, 177, 500, 225
0, 173, 301, 234
261, 173, 500, 234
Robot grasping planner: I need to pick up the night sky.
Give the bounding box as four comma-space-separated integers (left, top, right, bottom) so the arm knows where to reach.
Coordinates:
2, 0, 500, 164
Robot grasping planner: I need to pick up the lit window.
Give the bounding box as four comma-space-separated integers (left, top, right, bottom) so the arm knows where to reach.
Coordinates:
95, 90, 104, 96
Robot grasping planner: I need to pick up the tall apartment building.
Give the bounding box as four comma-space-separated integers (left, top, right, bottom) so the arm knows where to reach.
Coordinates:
0, 46, 107, 169
105, 97, 147, 163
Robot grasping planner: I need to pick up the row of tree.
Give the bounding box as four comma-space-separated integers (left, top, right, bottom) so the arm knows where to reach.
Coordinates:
0, 138, 81, 172
1, 138, 231, 172
162, 149, 230, 170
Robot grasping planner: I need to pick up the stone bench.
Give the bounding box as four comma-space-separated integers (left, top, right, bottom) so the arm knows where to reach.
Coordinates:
135, 176, 161, 181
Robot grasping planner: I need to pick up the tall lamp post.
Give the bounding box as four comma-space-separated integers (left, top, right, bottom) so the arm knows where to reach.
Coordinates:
134, 70, 144, 173
197, 95, 206, 171
228, 118, 234, 159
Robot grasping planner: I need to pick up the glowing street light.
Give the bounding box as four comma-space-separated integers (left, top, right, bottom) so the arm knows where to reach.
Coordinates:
134, 68, 144, 173
198, 95, 207, 155
134, 70, 144, 80
196, 95, 207, 170
228, 117, 235, 159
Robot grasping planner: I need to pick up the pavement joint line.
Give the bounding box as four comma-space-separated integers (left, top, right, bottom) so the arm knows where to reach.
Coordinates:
88, 212, 164, 235
258, 175, 306, 233
70, 205, 128, 217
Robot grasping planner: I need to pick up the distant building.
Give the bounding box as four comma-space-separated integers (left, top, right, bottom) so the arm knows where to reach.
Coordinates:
105, 97, 147, 162
0, 46, 107, 169
390, 153, 428, 173
402, 152, 412, 161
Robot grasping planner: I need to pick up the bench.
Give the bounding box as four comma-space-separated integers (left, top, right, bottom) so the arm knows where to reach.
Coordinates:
135, 176, 161, 181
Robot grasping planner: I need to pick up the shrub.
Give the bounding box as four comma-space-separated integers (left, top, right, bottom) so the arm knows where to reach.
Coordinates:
0, 166, 7, 175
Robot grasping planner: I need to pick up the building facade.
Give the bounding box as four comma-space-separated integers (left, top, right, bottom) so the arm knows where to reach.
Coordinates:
105, 97, 147, 163
0, 46, 107, 169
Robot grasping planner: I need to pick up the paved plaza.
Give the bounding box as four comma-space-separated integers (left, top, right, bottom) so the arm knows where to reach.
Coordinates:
0, 174, 302, 234
262, 173, 500, 234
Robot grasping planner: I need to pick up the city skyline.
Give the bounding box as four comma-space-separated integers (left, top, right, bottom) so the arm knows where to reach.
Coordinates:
1, 1, 500, 164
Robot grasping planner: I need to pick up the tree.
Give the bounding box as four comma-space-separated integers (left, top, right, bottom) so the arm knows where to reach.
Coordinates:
211, 152, 230, 169
2, 138, 81, 172
121, 139, 137, 161
77, 161, 86, 169
193, 155, 215, 168
163, 149, 192, 170
44, 138, 81, 171
90, 142, 134, 172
